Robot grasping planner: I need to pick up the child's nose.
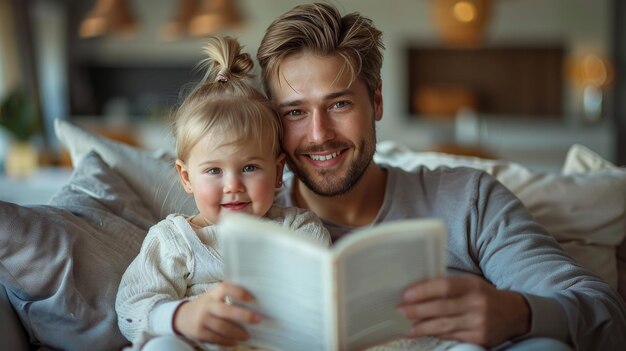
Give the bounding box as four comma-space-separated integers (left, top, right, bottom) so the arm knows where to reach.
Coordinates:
224, 176, 245, 193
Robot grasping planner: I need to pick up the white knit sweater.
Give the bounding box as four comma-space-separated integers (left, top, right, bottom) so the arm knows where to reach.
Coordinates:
115, 205, 330, 343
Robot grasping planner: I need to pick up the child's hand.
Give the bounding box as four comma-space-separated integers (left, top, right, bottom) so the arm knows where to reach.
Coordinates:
173, 281, 262, 346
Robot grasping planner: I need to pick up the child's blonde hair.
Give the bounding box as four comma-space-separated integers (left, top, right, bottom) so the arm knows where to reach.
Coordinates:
174, 36, 282, 163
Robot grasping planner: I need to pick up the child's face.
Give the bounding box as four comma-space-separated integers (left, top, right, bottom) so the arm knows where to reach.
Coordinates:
176, 134, 284, 225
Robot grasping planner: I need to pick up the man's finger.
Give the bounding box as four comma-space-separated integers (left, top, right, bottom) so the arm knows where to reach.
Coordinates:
402, 275, 480, 303
410, 315, 470, 337
398, 296, 465, 320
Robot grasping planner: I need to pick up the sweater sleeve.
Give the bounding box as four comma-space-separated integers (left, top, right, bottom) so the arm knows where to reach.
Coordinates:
472, 172, 626, 349
274, 206, 331, 247
115, 218, 194, 342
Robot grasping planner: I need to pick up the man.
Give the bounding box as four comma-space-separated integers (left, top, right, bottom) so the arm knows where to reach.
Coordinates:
257, 2, 626, 350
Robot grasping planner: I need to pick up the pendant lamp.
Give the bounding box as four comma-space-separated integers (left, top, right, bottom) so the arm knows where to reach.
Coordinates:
431, 0, 492, 47
188, 0, 244, 37
79, 0, 137, 38
161, 0, 198, 41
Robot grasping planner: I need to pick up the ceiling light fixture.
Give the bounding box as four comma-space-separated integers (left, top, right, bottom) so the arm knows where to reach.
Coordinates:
79, 0, 137, 39
161, 0, 198, 41
453, 1, 477, 23
431, 0, 492, 47
187, 0, 244, 37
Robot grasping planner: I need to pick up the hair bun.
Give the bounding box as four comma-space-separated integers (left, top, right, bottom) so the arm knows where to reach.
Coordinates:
232, 52, 253, 78
202, 36, 254, 83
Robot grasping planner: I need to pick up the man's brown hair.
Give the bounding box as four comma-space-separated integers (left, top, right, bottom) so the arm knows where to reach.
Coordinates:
257, 2, 384, 99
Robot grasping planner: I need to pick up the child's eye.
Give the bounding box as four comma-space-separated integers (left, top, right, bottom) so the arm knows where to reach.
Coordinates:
206, 168, 222, 175
242, 165, 257, 173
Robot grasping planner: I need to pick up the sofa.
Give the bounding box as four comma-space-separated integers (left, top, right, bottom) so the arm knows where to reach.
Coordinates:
1, 119, 625, 351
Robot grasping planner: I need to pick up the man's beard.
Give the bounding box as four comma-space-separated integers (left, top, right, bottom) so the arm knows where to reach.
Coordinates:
286, 127, 376, 197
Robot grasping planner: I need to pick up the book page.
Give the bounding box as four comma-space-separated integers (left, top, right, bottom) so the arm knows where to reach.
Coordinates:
334, 219, 446, 351
220, 214, 335, 351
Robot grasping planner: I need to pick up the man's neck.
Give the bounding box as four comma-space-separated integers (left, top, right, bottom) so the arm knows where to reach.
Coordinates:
293, 164, 387, 228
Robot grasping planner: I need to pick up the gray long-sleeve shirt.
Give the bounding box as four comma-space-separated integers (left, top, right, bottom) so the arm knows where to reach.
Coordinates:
276, 165, 626, 350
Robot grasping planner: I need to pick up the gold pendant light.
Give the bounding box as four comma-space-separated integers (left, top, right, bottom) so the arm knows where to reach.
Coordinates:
79, 0, 137, 38
161, 0, 198, 41
188, 0, 244, 37
431, 0, 492, 47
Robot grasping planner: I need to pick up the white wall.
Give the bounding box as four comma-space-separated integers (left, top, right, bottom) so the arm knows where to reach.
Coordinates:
73, 0, 614, 169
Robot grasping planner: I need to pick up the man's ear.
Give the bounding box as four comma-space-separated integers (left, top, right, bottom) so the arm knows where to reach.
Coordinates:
275, 153, 286, 188
373, 81, 383, 121
175, 159, 193, 194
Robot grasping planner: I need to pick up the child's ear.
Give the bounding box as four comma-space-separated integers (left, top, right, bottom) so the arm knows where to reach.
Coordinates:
275, 153, 286, 188
176, 159, 193, 194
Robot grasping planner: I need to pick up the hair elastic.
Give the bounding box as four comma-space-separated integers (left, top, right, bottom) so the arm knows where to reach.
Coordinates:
216, 70, 229, 83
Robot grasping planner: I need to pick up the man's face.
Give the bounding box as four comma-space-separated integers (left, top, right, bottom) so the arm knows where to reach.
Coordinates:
270, 52, 383, 196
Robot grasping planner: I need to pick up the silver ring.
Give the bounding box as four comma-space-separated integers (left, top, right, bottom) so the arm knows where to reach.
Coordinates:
224, 295, 233, 305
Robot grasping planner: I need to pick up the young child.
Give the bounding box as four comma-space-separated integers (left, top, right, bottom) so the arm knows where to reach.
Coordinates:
115, 36, 330, 351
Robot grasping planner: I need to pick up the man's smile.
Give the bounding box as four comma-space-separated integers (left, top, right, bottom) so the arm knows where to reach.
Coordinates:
302, 149, 347, 168
307, 150, 342, 161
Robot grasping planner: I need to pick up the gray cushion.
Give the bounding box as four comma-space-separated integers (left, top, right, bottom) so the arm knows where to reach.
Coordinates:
54, 118, 196, 219
0, 151, 156, 350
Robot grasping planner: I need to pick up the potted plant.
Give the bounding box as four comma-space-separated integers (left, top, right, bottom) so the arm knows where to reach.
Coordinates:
0, 89, 42, 179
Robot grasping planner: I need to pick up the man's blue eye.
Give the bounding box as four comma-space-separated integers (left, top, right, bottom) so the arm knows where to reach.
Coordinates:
243, 165, 257, 172
285, 110, 302, 117
207, 168, 221, 175
333, 101, 350, 109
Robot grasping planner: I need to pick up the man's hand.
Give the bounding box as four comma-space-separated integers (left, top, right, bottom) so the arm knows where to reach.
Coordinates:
173, 281, 262, 346
398, 275, 530, 347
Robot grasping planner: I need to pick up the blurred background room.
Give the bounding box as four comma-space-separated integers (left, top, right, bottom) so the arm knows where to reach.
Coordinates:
0, 0, 625, 204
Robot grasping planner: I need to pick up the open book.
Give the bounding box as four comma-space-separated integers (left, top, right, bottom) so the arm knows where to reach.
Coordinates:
220, 214, 446, 351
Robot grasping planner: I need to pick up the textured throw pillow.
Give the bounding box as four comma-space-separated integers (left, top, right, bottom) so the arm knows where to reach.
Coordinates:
562, 143, 620, 174
375, 141, 626, 288
54, 118, 196, 219
0, 151, 155, 350
561, 143, 626, 299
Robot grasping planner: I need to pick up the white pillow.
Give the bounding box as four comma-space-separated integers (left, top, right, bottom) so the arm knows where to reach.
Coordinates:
560, 143, 626, 298
376, 141, 626, 288
54, 119, 196, 219
562, 144, 620, 174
